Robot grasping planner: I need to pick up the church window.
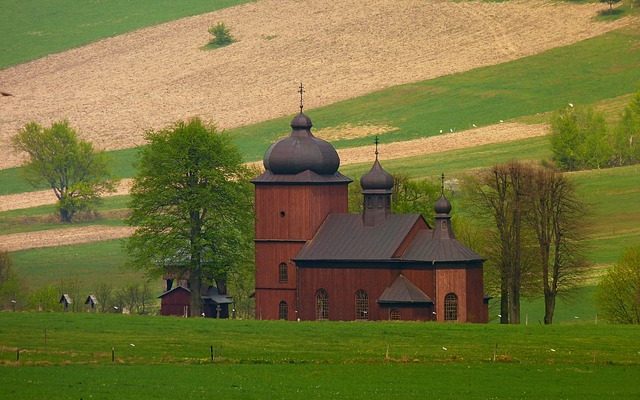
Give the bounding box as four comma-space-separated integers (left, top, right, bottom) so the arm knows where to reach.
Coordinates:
355, 290, 369, 320
444, 293, 458, 321
316, 289, 329, 320
279, 301, 288, 320
390, 309, 401, 321
278, 262, 288, 283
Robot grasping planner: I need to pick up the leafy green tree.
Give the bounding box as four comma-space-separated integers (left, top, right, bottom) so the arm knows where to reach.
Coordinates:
12, 120, 114, 222
127, 118, 253, 316
610, 91, 640, 166
597, 245, 640, 324
550, 106, 611, 171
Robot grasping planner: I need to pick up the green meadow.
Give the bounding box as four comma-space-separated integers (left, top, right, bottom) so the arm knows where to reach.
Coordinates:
0, 0, 252, 69
2, 26, 640, 195
0, 313, 639, 399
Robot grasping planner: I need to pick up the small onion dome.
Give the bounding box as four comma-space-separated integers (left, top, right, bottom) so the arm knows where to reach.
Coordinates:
434, 194, 452, 215
360, 159, 394, 191
263, 112, 340, 175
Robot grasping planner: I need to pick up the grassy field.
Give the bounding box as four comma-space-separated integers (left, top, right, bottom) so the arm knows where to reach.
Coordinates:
9, 240, 146, 292
0, 313, 638, 399
2, 26, 640, 195
0, 0, 251, 69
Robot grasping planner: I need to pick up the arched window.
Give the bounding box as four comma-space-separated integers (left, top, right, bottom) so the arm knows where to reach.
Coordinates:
278, 301, 288, 320
355, 290, 369, 320
444, 293, 458, 321
316, 289, 329, 320
278, 262, 288, 283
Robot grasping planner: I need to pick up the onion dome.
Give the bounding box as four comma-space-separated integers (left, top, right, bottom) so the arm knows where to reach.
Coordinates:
263, 112, 340, 175
360, 158, 394, 191
434, 194, 452, 215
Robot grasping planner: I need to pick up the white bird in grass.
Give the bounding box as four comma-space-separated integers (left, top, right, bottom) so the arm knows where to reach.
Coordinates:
439, 129, 443, 133
442, 347, 448, 351
499, 120, 504, 123
472, 123, 477, 128
550, 349, 556, 352
130, 343, 136, 347
569, 103, 574, 108
449, 128, 453, 133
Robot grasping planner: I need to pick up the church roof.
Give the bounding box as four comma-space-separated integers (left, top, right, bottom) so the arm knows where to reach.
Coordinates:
262, 112, 341, 176
295, 213, 483, 264
403, 230, 483, 262
295, 214, 423, 261
252, 169, 352, 185
378, 275, 433, 304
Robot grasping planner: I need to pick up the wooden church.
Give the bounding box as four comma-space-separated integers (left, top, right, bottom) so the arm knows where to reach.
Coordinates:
252, 106, 489, 323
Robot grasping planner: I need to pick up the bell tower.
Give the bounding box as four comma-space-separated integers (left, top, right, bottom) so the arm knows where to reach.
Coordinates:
252, 86, 351, 320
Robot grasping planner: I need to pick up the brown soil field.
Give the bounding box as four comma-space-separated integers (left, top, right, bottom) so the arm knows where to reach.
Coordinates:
0, 0, 628, 170
0, 226, 135, 252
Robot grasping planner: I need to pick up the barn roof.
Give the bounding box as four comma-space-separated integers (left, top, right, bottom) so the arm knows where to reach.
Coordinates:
378, 275, 433, 304
158, 285, 191, 298
295, 214, 422, 261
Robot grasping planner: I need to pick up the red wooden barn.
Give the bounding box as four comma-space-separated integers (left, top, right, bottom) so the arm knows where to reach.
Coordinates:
252, 110, 489, 323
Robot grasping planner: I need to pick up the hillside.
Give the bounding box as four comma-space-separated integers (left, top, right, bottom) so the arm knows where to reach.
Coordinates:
0, 0, 628, 170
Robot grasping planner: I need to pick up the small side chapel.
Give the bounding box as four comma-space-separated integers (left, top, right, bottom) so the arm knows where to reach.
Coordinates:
252, 94, 489, 323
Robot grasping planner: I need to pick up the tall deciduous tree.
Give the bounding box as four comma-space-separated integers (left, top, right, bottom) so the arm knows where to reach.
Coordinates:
127, 118, 253, 316
12, 121, 114, 222
526, 167, 589, 324
475, 162, 534, 324
597, 245, 640, 324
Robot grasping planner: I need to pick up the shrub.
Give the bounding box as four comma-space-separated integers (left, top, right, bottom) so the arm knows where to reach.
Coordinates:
208, 22, 234, 47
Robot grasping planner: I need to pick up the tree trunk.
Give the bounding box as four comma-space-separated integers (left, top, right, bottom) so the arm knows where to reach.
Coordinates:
500, 263, 510, 324
544, 287, 555, 324
190, 269, 203, 317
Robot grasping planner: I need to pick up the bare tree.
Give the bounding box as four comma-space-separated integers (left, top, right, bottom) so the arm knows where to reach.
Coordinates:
475, 162, 534, 324
526, 167, 589, 324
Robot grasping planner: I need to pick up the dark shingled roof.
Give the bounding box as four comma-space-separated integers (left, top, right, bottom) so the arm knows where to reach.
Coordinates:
402, 230, 483, 262
296, 214, 422, 261
202, 286, 233, 304
378, 275, 433, 304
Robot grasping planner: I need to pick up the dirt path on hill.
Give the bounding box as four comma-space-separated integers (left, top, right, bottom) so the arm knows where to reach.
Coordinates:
0, 0, 627, 170
0, 121, 546, 213
0, 226, 135, 252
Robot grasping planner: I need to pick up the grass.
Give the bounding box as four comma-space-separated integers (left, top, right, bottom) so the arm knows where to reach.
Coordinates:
9, 240, 146, 293
0, 195, 130, 234
0, 313, 639, 399
3, 26, 640, 195
0, 0, 252, 69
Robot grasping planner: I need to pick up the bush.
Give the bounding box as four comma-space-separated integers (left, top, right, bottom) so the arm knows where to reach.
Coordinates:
208, 22, 234, 47
597, 246, 640, 324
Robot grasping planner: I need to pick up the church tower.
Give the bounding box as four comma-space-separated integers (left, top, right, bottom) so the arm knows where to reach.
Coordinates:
252, 90, 351, 320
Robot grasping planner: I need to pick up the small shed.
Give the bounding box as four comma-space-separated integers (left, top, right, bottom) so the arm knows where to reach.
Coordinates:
159, 286, 191, 317
59, 294, 73, 311
85, 295, 98, 311
202, 286, 233, 319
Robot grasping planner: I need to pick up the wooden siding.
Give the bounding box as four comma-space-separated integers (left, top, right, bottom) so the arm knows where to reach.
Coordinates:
435, 268, 467, 322
255, 184, 348, 240
298, 267, 435, 321
255, 289, 297, 320
465, 267, 488, 323
160, 289, 190, 317
254, 182, 348, 320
